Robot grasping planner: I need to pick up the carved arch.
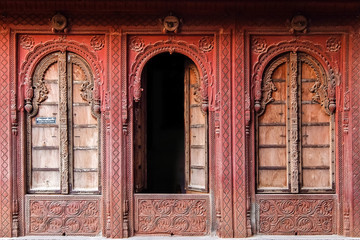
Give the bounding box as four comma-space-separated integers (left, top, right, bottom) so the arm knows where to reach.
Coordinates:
252, 39, 337, 114
129, 39, 213, 114
19, 38, 104, 112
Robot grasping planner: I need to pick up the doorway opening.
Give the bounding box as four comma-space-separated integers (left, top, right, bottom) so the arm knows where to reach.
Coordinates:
135, 53, 186, 193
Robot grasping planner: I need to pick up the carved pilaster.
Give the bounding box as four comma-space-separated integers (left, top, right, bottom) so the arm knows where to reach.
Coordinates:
58, 51, 69, 194
289, 52, 299, 193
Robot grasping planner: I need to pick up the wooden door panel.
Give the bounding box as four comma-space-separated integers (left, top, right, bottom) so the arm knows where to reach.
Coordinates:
258, 148, 287, 167
32, 171, 60, 190
73, 106, 97, 125
302, 148, 330, 166
302, 125, 330, 145
74, 150, 98, 168
73, 172, 98, 191
258, 104, 286, 123
302, 104, 330, 122
31, 127, 59, 146
258, 170, 287, 188
258, 126, 286, 145
32, 149, 59, 168
302, 169, 330, 188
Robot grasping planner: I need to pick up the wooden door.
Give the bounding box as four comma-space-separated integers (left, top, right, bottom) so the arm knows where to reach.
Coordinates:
27, 51, 101, 194
256, 52, 334, 193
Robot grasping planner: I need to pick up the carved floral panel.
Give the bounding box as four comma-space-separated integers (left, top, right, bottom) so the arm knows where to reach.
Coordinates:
135, 194, 210, 235
26, 196, 101, 236
257, 196, 335, 235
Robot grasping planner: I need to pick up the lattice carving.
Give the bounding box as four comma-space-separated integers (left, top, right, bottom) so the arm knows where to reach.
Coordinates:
258, 198, 335, 234
27, 198, 101, 235
135, 195, 209, 235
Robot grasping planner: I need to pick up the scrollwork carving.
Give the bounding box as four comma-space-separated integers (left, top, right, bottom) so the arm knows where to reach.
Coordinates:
135, 196, 209, 235
28, 198, 100, 235
258, 198, 335, 234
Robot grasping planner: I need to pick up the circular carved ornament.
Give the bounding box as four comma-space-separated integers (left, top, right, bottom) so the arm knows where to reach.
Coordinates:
90, 35, 105, 51
326, 37, 341, 52
163, 15, 180, 33
290, 15, 308, 32
199, 37, 214, 52
51, 13, 67, 32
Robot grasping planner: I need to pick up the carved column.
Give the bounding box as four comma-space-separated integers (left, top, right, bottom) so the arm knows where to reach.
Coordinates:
289, 52, 299, 193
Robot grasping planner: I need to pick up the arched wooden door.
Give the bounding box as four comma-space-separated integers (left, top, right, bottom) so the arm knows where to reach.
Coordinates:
24, 50, 102, 236
255, 52, 336, 235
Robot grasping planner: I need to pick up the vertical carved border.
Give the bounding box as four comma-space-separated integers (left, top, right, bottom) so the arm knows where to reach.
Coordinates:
0, 23, 11, 237
352, 23, 360, 236
233, 26, 247, 237
109, 29, 123, 238
219, 28, 233, 238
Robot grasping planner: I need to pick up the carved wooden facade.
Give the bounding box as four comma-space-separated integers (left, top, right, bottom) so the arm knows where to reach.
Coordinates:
0, 0, 358, 238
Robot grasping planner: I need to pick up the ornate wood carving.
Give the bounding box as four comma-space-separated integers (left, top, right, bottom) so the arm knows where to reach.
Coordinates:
90, 35, 105, 51
51, 13, 68, 33
129, 36, 144, 53
253, 39, 337, 115
199, 36, 214, 53
134, 194, 210, 235
256, 56, 287, 115
289, 52, 299, 193
161, 14, 181, 33
258, 197, 335, 234
252, 38, 267, 54
289, 15, 308, 34
129, 38, 213, 113
19, 35, 34, 50
26, 196, 101, 235
326, 37, 341, 52
58, 51, 69, 194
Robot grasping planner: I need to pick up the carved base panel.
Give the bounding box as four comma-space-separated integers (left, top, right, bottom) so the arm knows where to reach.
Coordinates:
256, 195, 336, 235
134, 194, 210, 236
25, 195, 101, 236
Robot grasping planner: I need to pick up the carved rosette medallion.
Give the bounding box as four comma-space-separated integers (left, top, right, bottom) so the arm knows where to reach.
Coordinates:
135, 195, 209, 235
129, 36, 145, 52
326, 37, 341, 52
199, 37, 214, 53
252, 38, 267, 53
20, 35, 35, 50
27, 198, 100, 235
90, 35, 105, 51
258, 198, 334, 234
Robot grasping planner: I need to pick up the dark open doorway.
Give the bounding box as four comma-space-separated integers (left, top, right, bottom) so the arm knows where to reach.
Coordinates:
134, 52, 189, 193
